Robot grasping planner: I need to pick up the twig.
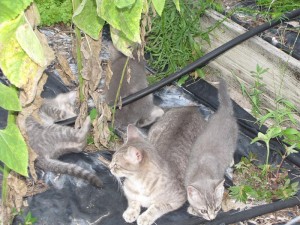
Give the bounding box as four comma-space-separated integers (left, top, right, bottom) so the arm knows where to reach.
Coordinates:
111, 57, 130, 128
72, 0, 84, 102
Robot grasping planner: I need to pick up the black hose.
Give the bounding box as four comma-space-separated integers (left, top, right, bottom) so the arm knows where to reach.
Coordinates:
120, 8, 300, 107
205, 192, 300, 225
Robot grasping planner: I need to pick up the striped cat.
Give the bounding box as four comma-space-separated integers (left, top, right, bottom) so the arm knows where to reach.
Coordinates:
26, 91, 102, 187
109, 107, 207, 225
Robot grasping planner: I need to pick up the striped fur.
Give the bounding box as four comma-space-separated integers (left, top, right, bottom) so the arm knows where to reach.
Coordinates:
26, 92, 102, 187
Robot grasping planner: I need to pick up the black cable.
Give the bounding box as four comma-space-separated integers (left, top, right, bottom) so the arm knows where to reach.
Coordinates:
204, 192, 300, 225
120, 8, 300, 107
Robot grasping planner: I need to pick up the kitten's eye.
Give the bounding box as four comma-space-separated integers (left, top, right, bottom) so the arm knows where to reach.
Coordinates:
215, 206, 221, 212
199, 209, 207, 214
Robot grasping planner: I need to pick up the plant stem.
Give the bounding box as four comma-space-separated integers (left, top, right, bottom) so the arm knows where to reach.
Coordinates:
72, 0, 84, 102
275, 153, 287, 182
111, 57, 130, 128
266, 141, 270, 165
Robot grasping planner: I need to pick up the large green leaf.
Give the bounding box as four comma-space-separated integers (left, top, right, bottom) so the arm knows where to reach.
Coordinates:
0, 114, 28, 176
115, 0, 136, 9
172, 0, 180, 12
152, 0, 165, 16
110, 26, 134, 57
73, 0, 105, 40
97, 0, 143, 43
0, 14, 41, 88
0, 0, 33, 24
16, 20, 47, 67
0, 83, 21, 111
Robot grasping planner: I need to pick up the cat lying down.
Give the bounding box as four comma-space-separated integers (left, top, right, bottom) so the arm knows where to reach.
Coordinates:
26, 91, 103, 187
109, 107, 207, 225
109, 79, 238, 224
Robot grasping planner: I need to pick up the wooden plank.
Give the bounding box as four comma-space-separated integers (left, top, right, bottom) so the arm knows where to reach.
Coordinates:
199, 10, 300, 116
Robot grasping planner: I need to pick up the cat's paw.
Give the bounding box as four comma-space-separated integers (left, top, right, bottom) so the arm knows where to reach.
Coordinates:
136, 213, 154, 225
123, 208, 140, 223
187, 206, 198, 216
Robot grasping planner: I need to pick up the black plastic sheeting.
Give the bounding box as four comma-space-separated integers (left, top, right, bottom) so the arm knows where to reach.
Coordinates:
183, 79, 300, 168
10, 72, 300, 225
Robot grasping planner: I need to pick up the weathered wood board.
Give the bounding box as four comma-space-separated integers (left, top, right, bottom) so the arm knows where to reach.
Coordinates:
199, 10, 300, 117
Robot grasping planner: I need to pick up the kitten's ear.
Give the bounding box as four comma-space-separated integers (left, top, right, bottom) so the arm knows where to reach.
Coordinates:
126, 124, 144, 142
187, 185, 201, 201
214, 180, 225, 202
126, 146, 143, 164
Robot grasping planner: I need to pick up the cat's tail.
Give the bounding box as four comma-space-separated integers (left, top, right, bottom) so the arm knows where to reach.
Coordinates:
218, 78, 234, 115
35, 157, 103, 188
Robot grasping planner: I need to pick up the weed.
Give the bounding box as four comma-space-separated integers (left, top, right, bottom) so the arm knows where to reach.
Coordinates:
236, 0, 300, 20
145, 0, 215, 84
24, 212, 38, 225
232, 65, 300, 203
35, 0, 72, 26
229, 154, 299, 203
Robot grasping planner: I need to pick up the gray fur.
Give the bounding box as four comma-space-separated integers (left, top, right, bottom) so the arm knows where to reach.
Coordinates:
26, 92, 102, 187
105, 42, 164, 132
109, 107, 207, 225
185, 79, 238, 220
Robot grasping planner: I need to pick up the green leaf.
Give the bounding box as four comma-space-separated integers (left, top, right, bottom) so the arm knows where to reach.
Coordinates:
266, 127, 282, 139
152, 0, 166, 16
115, 0, 136, 9
97, 0, 143, 43
172, 0, 180, 12
177, 75, 188, 86
251, 132, 266, 143
285, 144, 298, 155
0, 83, 21, 111
89, 108, 98, 121
73, 0, 105, 40
0, 0, 33, 24
16, 20, 47, 67
0, 14, 42, 89
110, 26, 135, 57
0, 114, 28, 176
282, 128, 299, 136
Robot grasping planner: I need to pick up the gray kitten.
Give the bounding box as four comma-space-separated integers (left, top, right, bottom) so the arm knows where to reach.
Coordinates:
185, 79, 238, 220
105, 42, 164, 132
109, 107, 207, 225
26, 91, 102, 187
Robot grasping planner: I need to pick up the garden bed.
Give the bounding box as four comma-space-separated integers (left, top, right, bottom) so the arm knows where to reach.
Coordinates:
200, 10, 300, 115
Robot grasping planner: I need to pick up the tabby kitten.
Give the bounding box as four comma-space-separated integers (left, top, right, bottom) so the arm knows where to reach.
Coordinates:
26, 91, 102, 187
105, 42, 164, 132
185, 79, 238, 220
109, 107, 207, 225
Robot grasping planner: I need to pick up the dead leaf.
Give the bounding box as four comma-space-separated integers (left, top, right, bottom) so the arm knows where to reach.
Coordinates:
105, 62, 113, 90
17, 73, 48, 182
24, 2, 41, 28
18, 11, 55, 106
2, 172, 27, 224
56, 53, 76, 81
126, 64, 131, 83
54, 67, 72, 86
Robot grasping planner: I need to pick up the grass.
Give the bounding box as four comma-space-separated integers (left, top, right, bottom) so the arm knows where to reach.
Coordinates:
35, 0, 72, 26
235, 0, 300, 21
145, 0, 224, 84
